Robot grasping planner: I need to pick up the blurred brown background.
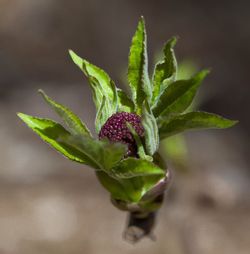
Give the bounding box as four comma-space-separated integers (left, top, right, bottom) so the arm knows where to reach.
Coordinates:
0, 0, 249, 253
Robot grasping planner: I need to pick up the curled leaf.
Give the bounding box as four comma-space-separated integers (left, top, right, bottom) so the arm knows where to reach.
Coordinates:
152, 37, 178, 104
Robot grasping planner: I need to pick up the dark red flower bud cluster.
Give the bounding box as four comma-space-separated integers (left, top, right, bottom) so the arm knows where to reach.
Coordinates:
99, 112, 144, 157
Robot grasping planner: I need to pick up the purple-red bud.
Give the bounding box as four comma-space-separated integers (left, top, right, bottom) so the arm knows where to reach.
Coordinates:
99, 112, 144, 157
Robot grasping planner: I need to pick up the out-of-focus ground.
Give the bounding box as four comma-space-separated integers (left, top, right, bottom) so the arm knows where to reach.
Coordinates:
0, 0, 249, 253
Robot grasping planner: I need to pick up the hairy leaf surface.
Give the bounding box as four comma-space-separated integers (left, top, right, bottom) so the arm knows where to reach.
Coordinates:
159, 111, 238, 140
128, 17, 151, 113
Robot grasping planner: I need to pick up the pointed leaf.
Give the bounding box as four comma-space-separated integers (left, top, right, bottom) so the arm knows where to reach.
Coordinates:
159, 111, 238, 140
153, 70, 209, 118
39, 90, 91, 137
69, 50, 117, 126
62, 135, 126, 171
128, 17, 151, 113
17, 113, 99, 168
69, 50, 116, 104
152, 37, 177, 104
142, 102, 159, 156
110, 158, 164, 179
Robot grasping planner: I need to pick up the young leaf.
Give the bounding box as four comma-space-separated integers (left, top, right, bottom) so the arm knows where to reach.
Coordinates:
97, 171, 164, 203
152, 37, 177, 104
69, 50, 117, 125
38, 90, 91, 137
127, 17, 151, 113
120, 174, 164, 202
110, 158, 165, 179
152, 70, 209, 118
95, 95, 110, 133
69, 50, 116, 103
126, 122, 152, 161
142, 101, 159, 156
62, 135, 126, 171
117, 89, 135, 112
17, 113, 99, 168
96, 171, 130, 201
159, 111, 238, 140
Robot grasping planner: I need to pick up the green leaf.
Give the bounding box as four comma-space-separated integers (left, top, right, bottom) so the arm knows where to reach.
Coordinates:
127, 17, 151, 114
152, 70, 209, 118
110, 158, 164, 179
96, 171, 130, 201
126, 122, 152, 161
142, 101, 159, 156
69, 50, 116, 104
95, 95, 110, 133
103, 157, 165, 202
159, 111, 238, 140
69, 50, 117, 129
17, 113, 99, 168
152, 37, 177, 104
62, 135, 126, 171
121, 174, 163, 202
96, 171, 164, 203
117, 89, 135, 112
38, 90, 91, 137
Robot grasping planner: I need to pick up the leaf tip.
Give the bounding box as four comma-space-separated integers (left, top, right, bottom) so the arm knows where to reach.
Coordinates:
17, 112, 24, 118
68, 49, 82, 67
137, 16, 146, 31
68, 49, 74, 57
139, 15, 145, 23
38, 89, 50, 103
17, 112, 29, 123
163, 36, 178, 52
38, 89, 45, 96
226, 119, 239, 128
202, 68, 211, 76
193, 69, 210, 82
169, 36, 179, 46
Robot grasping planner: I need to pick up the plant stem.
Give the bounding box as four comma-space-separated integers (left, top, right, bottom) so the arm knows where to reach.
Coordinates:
124, 211, 157, 243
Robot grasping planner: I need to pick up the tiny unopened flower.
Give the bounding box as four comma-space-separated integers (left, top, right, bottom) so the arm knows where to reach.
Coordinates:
99, 112, 144, 157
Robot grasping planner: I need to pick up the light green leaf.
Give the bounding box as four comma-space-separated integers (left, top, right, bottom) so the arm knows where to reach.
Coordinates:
38, 90, 91, 137
127, 17, 151, 114
69, 50, 117, 127
126, 122, 152, 161
159, 111, 238, 140
121, 174, 163, 202
110, 158, 164, 179
142, 101, 159, 156
17, 113, 99, 168
105, 157, 165, 202
153, 70, 209, 118
152, 37, 177, 104
69, 50, 116, 104
97, 171, 164, 203
95, 96, 110, 133
117, 89, 135, 112
62, 135, 126, 171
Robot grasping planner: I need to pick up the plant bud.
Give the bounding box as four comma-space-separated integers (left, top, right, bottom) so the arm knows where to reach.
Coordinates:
99, 112, 144, 157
